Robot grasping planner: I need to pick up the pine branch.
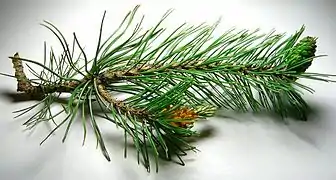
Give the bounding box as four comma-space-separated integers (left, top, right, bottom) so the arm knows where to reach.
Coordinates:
2, 5, 335, 172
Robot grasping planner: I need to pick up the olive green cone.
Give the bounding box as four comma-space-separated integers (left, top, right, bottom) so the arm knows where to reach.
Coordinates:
287, 36, 317, 73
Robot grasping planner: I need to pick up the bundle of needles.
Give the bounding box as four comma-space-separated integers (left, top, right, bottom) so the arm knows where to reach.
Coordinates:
2, 5, 335, 172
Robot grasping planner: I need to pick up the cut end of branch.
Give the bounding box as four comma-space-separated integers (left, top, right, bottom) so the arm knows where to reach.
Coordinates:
11, 52, 34, 92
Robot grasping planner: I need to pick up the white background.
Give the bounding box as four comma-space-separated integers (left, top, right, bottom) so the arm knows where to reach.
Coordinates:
0, 0, 335, 179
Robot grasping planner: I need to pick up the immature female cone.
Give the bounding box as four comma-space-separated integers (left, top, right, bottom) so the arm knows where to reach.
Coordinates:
287, 36, 317, 74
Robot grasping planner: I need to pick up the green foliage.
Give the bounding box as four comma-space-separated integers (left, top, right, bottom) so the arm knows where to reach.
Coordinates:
3, 5, 335, 172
